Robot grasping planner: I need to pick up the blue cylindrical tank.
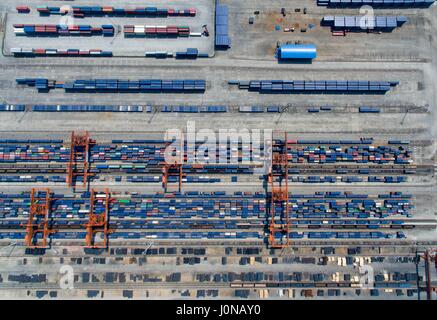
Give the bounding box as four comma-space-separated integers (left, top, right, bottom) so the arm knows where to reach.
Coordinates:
278, 44, 317, 60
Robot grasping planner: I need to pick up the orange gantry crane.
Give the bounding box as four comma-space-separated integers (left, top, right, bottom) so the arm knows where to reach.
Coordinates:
66, 131, 95, 189
162, 162, 183, 192
162, 138, 184, 192
23, 188, 54, 248
85, 189, 111, 248
423, 250, 437, 300
268, 133, 290, 248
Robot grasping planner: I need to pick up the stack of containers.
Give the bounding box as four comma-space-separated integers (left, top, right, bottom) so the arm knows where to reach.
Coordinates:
178, 26, 190, 37
200, 106, 227, 112
232, 80, 398, 94
102, 25, 115, 36
16, 6, 30, 13
12, 48, 113, 57
321, 16, 408, 31
278, 140, 413, 164
32, 105, 145, 112
239, 106, 264, 113
17, 78, 206, 93
359, 106, 380, 113
13, 24, 114, 37
12, 25, 26, 36
36, 6, 196, 17
36, 6, 50, 15
175, 48, 199, 59
0, 105, 25, 112
0, 191, 412, 241
124, 25, 190, 37
215, 0, 231, 48
167, 25, 179, 36
15, 78, 54, 91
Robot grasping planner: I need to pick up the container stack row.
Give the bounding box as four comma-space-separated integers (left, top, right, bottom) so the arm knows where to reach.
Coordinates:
16, 78, 207, 93
11, 48, 112, 57
0, 191, 412, 240
283, 175, 408, 183
36, 6, 196, 18
0, 104, 229, 113
317, 0, 435, 7
32, 105, 145, 112
0, 139, 63, 143
124, 25, 191, 37
286, 231, 405, 240
239, 106, 265, 113
176, 48, 202, 59
0, 175, 66, 183
13, 24, 114, 37
160, 105, 228, 112
0, 175, 222, 184
145, 48, 208, 59
277, 143, 412, 164
215, 0, 231, 48
0, 104, 25, 112
232, 80, 399, 94
359, 107, 381, 113
92, 164, 256, 175
322, 16, 408, 31
16, 6, 30, 13
0, 139, 412, 166
0, 191, 411, 219
307, 106, 336, 113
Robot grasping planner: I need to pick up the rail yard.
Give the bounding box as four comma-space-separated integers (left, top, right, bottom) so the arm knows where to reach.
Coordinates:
0, 0, 436, 302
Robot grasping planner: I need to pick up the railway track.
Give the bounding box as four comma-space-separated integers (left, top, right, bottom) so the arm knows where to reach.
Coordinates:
0, 164, 430, 174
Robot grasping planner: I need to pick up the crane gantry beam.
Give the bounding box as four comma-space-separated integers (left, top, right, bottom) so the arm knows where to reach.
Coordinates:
66, 131, 95, 189
268, 132, 290, 248
23, 188, 54, 248
85, 188, 111, 248
162, 137, 184, 192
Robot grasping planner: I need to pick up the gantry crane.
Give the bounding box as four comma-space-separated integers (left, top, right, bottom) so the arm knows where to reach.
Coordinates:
162, 138, 184, 192
85, 188, 111, 248
415, 249, 437, 300
423, 250, 437, 300
268, 132, 290, 248
66, 131, 95, 189
23, 188, 54, 248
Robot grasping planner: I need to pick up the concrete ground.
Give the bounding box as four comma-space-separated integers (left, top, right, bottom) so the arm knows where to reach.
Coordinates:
0, 0, 436, 300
